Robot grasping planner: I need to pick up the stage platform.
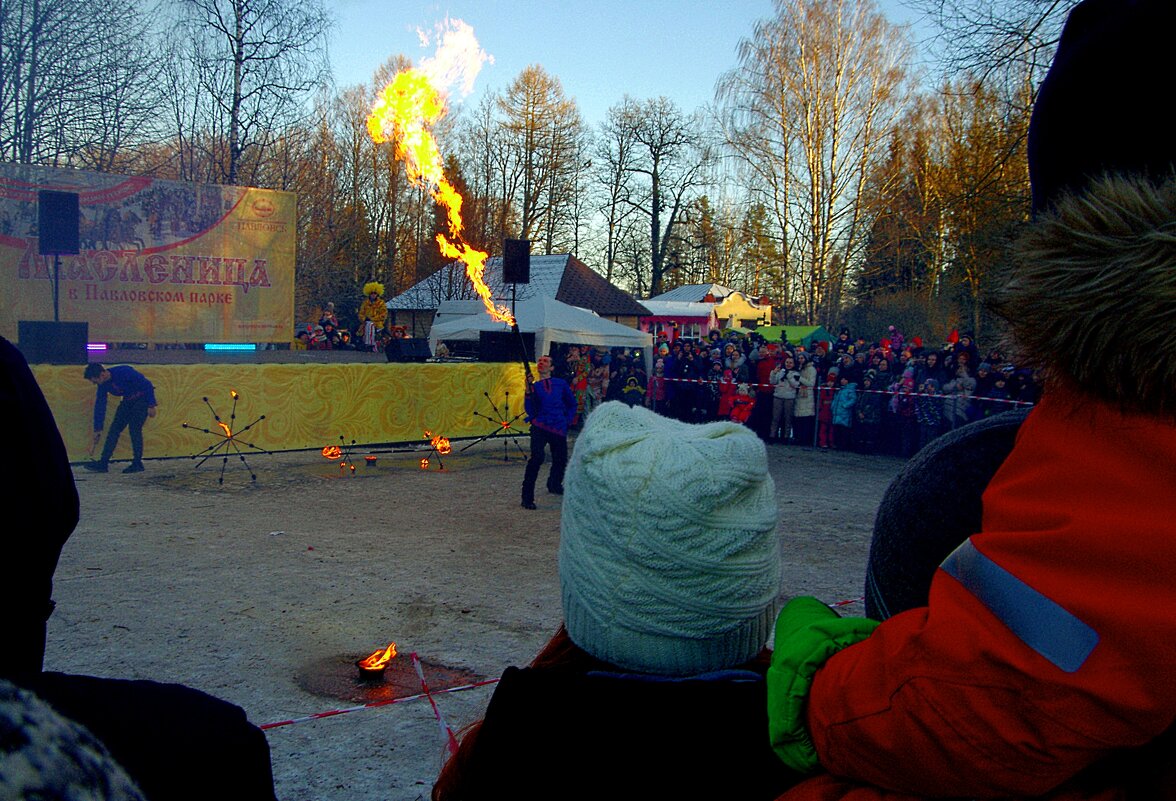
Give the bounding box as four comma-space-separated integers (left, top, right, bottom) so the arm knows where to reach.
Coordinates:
32, 359, 527, 463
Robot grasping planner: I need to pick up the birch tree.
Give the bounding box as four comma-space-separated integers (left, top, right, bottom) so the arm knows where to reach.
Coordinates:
172, 0, 330, 186
0, 0, 162, 168
719, 0, 908, 323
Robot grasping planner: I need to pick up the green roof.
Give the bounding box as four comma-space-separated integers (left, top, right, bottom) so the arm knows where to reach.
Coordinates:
755, 325, 834, 346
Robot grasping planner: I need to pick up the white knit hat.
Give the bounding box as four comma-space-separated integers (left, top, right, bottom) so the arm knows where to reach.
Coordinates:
559, 402, 782, 676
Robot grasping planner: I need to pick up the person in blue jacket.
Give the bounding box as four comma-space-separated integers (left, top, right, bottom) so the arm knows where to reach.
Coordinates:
82, 363, 157, 473
521, 355, 576, 510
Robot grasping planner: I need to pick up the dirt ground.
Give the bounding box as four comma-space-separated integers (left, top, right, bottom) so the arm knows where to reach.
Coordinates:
47, 437, 905, 801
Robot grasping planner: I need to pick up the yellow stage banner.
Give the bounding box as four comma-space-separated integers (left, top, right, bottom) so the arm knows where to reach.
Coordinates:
1, 163, 294, 343
33, 362, 527, 462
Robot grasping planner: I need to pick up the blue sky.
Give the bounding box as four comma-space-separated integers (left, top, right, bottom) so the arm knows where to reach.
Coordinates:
329, 0, 927, 127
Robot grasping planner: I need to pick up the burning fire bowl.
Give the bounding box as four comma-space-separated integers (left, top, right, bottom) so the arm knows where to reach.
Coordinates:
297, 654, 483, 704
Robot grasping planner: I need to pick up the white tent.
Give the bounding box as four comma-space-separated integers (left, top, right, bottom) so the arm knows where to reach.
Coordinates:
428, 295, 653, 372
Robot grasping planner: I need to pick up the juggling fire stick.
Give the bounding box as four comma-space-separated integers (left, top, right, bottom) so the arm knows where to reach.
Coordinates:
513, 319, 534, 392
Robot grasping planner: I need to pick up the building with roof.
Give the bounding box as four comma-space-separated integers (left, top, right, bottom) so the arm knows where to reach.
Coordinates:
638, 300, 719, 341
387, 254, 649, 337
644, 284, 773, 331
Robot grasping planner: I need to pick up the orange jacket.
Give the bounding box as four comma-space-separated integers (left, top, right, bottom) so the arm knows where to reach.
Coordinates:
785, 387, 1176, 800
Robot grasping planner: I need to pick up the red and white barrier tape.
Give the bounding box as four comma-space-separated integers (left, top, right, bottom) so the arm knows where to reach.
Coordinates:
259, 676, 499, 731
412, 651, 461, 755
652, 377, 1034, 407
264, 596, 866, 732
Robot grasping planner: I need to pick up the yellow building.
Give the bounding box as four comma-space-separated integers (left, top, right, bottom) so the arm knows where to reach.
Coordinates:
646, 284, 773, 329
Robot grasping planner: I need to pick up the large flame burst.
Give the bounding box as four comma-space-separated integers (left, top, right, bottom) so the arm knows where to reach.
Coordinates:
367, 69, 514, 326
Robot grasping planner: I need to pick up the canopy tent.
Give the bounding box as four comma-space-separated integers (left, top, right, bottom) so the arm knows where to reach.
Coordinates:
428, 296, 653, 373
755, 325, 834, 349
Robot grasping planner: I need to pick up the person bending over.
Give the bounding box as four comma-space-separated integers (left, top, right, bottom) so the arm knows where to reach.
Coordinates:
83, 363, 157, 474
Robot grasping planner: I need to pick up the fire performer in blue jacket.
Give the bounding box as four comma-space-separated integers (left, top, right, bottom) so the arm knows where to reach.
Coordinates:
521, 355, 576, 510
83, 363, 157, 473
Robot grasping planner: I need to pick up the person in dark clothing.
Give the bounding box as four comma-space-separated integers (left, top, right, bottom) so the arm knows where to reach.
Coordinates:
83, 363, 157, 473
3, 338, 277, 801
2, 337, 78, 678
521, 355, 576, 510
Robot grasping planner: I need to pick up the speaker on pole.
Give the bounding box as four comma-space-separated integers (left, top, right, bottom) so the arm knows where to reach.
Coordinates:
37, 191, 80, 256
502, 238, 531, 284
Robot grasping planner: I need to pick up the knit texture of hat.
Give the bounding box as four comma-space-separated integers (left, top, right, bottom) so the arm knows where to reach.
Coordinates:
0, 680, 145, 801
559, 402, 781, 676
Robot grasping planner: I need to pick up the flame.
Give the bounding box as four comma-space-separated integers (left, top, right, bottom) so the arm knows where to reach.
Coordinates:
366, 32, 513, 326
420, 458, 429, 470
322, 445, 342, 460
217, 422, 232, 438
230, 389, 239, 400
431, 434, 452, 455
358, 642, 398, 670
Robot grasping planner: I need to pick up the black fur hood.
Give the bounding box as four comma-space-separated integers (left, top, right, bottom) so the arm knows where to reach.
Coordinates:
995, 174, 1176, 419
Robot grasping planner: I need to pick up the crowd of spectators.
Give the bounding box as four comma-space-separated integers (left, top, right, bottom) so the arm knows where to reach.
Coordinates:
551, 326, 1040, 458
293, 299, 410, 353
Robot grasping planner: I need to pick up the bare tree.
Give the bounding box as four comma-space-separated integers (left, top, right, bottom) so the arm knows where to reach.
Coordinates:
719, 0, 909, 323
0, 0, 163, 167
912, 0, 1075, 86
592, 109, 640, 283
172, 0, 330, 186
606, 96, 712, 297
495, 65, 585, 250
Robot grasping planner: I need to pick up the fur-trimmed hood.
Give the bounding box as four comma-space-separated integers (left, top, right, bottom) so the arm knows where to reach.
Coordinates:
995, 174, 1176, 419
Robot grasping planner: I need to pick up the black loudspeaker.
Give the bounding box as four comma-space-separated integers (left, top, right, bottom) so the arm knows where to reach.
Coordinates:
384, 338, 431, 363
17, 321, 89, 364
502, 238, 531, 284
38, 191, 80, 255
479, 331, 535, 363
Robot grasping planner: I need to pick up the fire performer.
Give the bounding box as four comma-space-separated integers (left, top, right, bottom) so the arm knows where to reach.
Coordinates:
83, 363, 157, 474
520, 355, 575, 510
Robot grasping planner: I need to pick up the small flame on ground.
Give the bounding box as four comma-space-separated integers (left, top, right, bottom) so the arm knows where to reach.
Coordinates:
420, 458, 429, 470
322, 445, 342, 460
358, 642, 398, 671
366, 27, 513, 326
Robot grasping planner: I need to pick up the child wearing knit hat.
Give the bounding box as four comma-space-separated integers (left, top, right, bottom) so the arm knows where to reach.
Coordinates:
434, 402, 795, 800
560, 402, 781, 675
